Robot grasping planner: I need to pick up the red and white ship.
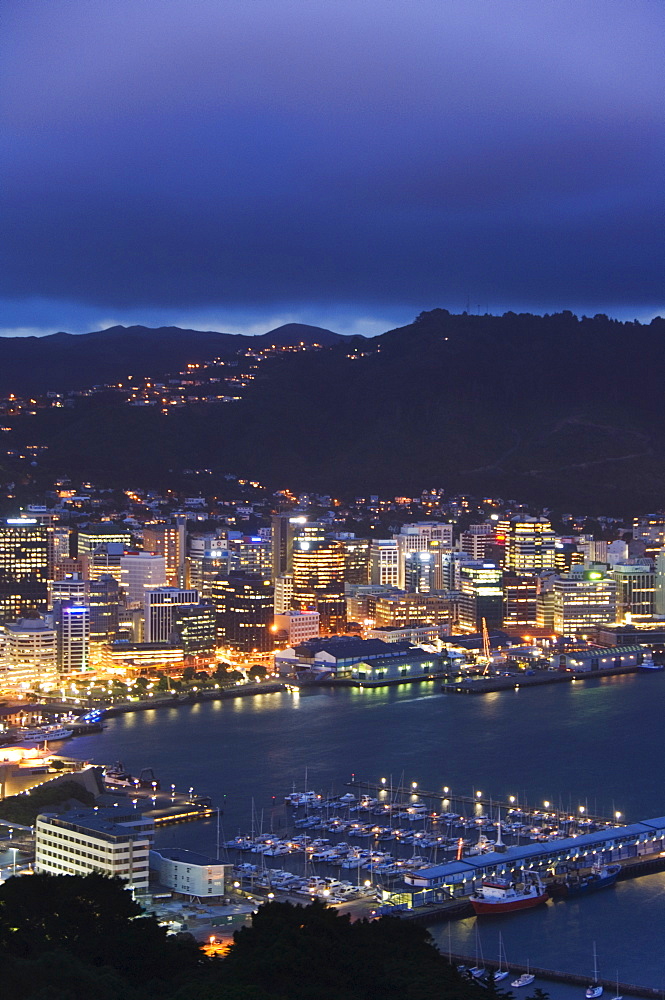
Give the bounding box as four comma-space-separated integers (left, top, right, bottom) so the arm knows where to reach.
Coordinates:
470, 873, 548, 915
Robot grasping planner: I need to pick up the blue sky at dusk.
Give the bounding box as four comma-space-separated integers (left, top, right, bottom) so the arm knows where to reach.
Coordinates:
1, 0, 663, 337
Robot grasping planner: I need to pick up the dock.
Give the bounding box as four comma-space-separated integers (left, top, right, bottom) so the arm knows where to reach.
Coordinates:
443, 663, 639, 695
446, 953, 661, 999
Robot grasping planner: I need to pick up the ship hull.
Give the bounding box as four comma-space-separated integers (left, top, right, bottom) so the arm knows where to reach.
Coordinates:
471, 892, 549, 915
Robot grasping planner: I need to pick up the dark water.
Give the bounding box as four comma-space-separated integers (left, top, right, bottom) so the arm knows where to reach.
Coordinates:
66, 672, 665, 990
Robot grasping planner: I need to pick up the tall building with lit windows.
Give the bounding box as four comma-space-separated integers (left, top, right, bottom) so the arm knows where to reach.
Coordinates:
0, 518, 49, 624
54, 600, 90, 673
143, 587, 199, 643
504, 516, 556, 573
369, 540, 399, 587
292, 529, 346, 634
552, 567, 617, 637
142, 521, 186, 587
212, 573, 273, 652
271, 512, 306, 580
457, 562, 503, 632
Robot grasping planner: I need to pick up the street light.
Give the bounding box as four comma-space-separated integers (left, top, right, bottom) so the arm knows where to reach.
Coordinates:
10, 847, 17, 876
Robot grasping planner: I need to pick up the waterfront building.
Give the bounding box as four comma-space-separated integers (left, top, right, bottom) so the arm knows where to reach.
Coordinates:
274, 574, 294, 614
212, 573, 273, 653
373, 591, 456, 632
366, 623, 439, 645
150, 848, 226, 898
552, 567, 617, 637
291, 530, 345, 634
609, 562, 655, 620
2, 616, 57, 690
273, 609, 320, 644
457, 562, 503, 633
35, 808, 153, 892
551, 644, 648, 671
54, 599, 90, 673
143, 520, 186, 587
120, 551, 167, 608
102, 641, 184, 670
76, 525, 131, 558
170, 603, 217, 655
275, 635, 440, 683
502, 573, 539, 635
143, 587, 199, 643
0, 517, 49, 625
369, 540, 399, 587
504, 516, 556, 573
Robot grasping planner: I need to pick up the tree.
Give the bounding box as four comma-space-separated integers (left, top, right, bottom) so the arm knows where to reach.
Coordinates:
182, 666, 196, 682
247, 664, 267, 680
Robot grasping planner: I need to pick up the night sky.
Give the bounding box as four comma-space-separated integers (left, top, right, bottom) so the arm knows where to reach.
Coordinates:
1, 1, 663, 337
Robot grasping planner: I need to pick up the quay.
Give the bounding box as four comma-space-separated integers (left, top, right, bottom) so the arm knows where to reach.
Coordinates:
444, 954, 661, 1000
443, 663, 640, 695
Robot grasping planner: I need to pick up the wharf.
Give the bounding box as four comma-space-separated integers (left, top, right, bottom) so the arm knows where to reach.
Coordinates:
346, 777, 613, 826
443, 664, 638, 695
445, 953, 660, 999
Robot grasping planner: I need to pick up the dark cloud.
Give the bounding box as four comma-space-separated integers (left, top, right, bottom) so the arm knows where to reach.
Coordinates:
1, 0, 663, 330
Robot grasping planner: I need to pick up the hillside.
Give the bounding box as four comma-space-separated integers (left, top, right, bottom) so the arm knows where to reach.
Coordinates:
5, 309, 665, 510
0, 323, 344, 395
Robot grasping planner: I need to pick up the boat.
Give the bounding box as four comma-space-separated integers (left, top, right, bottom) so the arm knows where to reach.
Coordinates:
469, 925, 486, 979
495, 932, 510, 982
16, 725, 74, 743
511, 965, 535, 989
470, 872, 548, 915
549, 862, 621, 898
585, 942, 603, 999
611, 971, 622, 1000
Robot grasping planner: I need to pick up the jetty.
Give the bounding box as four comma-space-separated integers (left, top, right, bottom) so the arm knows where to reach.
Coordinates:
447, 953, 661, 999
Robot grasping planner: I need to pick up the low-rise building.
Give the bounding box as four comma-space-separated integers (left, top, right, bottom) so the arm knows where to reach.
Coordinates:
35, 808, 154, 892
150, 848, 226, 898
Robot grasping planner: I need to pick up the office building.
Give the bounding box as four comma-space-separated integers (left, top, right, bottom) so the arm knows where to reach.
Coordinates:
88, 575, 122, 643
54, 600, 90, 673
291, 531, 346, 634
35, 809, 153, 892
502, 573, 539, 634
609, 563, 655, 620
143, 520, 186, 587
121, 551, 167, 608
551, 567, 617, 637
274, 574, 294, 614
143, 587, 199, 643
504, 517, 556, 573
369, 540, 399, 587
373, 591, 456, 632
170, 603, 217, 655
273, 609, 320, 644
3, 617, 57, 690
457, 562, 503, 633
271, 512, 306, 580
77, 525, 131, 559
342, 537, 370, 586
212, 573, 273, 653
404, 551, 434, 593
51, 573, 86, 606
0, 518, 49, 625
83, 542, 126, 584
460, 524, 495, 561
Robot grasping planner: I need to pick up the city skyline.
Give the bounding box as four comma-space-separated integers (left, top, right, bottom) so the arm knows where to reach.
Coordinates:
2, 0, 663, 337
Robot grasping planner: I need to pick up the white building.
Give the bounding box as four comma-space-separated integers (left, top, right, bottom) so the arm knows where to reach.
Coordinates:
273, 609, 320, 644
274, 574, 294, 614
50, 573, 86, 607
35, 808, 154, 892
150, 848, 226, 898
3, 617, 57, 691
121, 552, 168, 608
369, 540, 399, 587
143, 587, 199, 642
54, 600, 90, 673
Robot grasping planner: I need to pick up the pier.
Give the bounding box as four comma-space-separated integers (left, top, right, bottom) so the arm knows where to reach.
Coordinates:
443, 663, 639, 695
445, 953, 662, 999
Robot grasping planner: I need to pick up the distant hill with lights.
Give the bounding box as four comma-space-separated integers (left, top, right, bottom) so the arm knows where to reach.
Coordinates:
3, 309, 665, 510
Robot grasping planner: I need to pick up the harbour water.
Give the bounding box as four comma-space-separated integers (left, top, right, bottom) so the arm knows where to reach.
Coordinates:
65, 671, 665, 991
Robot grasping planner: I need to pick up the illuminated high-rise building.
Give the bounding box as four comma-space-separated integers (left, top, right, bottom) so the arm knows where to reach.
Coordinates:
552, 567, 617, 637
121, 552, 167, 608
0, 518, 49, 624
504, 517, 556, 573
292, 530, 346, 634
212, 573, 273, 652
369, 540, 399, 587
271, 512, 306, 580
88, 575, 122, 643
3, 617, 57, 690
77, 525, 131, 559
54, 600, 90, 673
143, 521, 186, 587
457, 562, 503, 633
341, 537, 370, 586
143, 587, 199, 643
609, 562, 655, 620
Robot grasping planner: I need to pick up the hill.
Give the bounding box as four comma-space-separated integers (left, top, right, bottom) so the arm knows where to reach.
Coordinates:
5, 309, 665, 510
0, 322, 344, 395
